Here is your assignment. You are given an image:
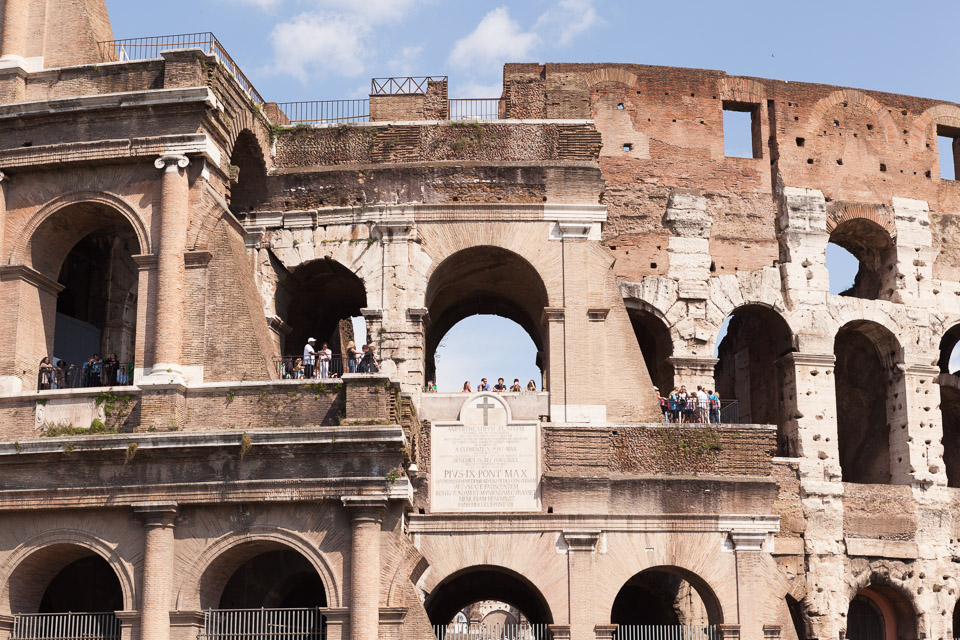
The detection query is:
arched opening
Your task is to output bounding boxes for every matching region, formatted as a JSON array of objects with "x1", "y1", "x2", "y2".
[
  {"x1": 228, "y1": 130, "x2": 268, "y2": 216},
  {"x1": 424, "y1": 247, "x2": 549, "y2": 390},
  {"x1": 425, "y1": 566, "x2": 553, "y2": 638},
  {"x1": 274, "y1": 257, "x2": 366, "y2": 377},
  {"x1": 628, "y1": 306, "x2": 674, "y2": 395},
  {"x1": 846, "y1": 586, "x2": 917, "y2": 640},
  {"x1": 827, "y1": 219, "x2": 896, "y2": 300},
  {"x1": 611, "y1": 567, "x2": 722, "y2": 630},
  {"x1": 27, "y1": 202, "x2": 142, "y2": 389},
  {"x1": 199, "y1": 543, "x2": 327, "y2": 640},
  {"x1": 8, "y1": 544, "x2": 124, "y2": 613},
  {"x1": 938, "y1": 325, "x2": 960, "y2": 487},
  {"x1": 714, "y1": 305, "x2": 794, "y2": 433},
  {"x1": 433, "y1": 315, "x2": 540, "y2": 392},
  {"x1": 834, "y1": 321, "x2": 904, "y2": 484}
]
